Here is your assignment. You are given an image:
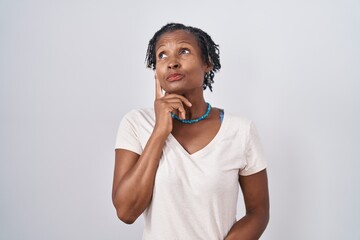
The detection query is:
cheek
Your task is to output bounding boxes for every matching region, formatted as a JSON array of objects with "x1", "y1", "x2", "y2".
[
  {"x1": 155, "y1": 67, "x2": 166, "y2": 86},
  {"x1": 156, "y1": 64, "x2": 168, "y2": 78},
  {"x1": 193, "y1": 66, "x2": 206, "y2": 79}
]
